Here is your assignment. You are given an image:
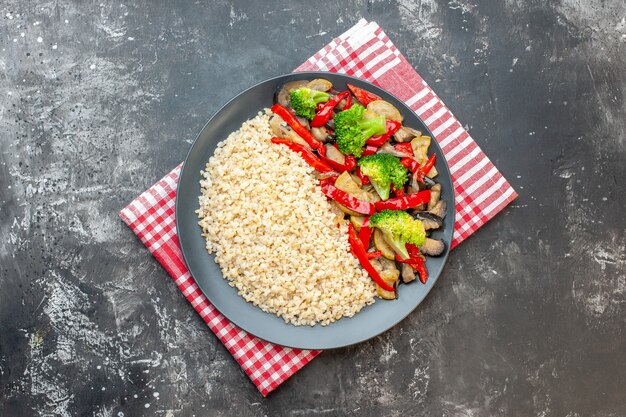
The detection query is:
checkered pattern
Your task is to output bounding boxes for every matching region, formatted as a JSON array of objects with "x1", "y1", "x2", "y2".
[{"x1": 119, "y1": 19, "x2": 517, "y2": 396}]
